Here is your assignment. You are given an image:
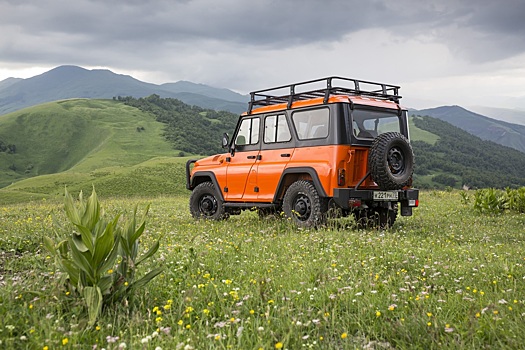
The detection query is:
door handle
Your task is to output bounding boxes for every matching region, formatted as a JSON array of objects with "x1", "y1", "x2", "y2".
[
  {"x1": 247, "y1": 155, "x2": 256, "y2": 159},
  {"x1": 280, "y1": 153, "x2": 291, "y2": 157}
]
